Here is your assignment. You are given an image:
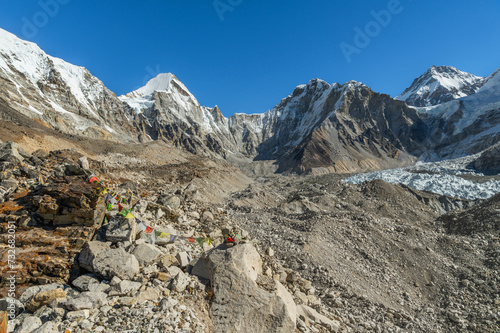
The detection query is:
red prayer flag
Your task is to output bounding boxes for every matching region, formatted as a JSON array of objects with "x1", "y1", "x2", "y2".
[
  {"x1": 118, "y1": 203, "x2": 123, "y2": 212},
  {"x1": 144, "y1": 226, "x2": 154, "y2": 234},
  {"x1": 187, "y1": 237, "x2": 195, "y2": 243}
]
